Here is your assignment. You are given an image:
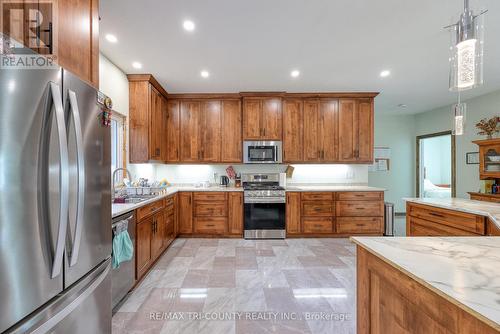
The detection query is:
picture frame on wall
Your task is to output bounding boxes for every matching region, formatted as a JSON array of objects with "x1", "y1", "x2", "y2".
[{"x1": 466, "y1": 152, "x2": 480, "y2": 164}]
